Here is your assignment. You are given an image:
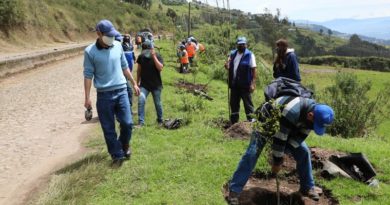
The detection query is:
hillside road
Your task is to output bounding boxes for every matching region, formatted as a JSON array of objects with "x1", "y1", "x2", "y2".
[{"x1": 0, "y1": 52, "x2": 97, "y2": 205}]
